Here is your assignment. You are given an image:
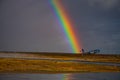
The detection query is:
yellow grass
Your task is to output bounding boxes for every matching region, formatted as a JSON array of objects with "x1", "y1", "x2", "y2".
[
  {"x1": 16, "y1": 52, "x2": 120, "y2": 63},
  {"x1": 0, "y1": 58, "x2": 120, "y2": 73},
  {"x1": 43, "y1": 54, "x2": 120, "y2": 63},
  {"x1": 1, "y1": 52, "x2": 120, "y2": 63}
]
